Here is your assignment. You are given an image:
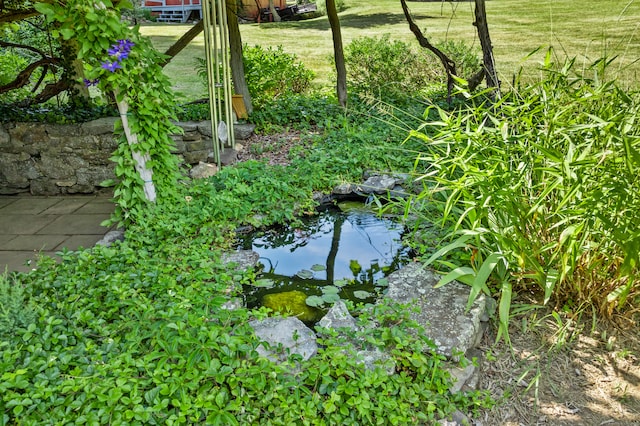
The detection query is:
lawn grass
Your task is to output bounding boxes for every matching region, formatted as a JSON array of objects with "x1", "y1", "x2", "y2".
[{"x1": 140, "y1": 0, "x2": 640, "y2": 102}]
